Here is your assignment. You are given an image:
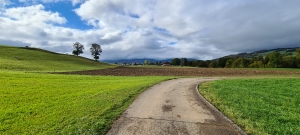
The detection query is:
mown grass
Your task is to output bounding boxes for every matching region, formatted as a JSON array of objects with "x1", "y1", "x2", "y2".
[
  {"x1": 0, "y1": 45, "x2": 115, "y2": 72},
  {"x1": 0, "y1": 71, "x2": 175, "y2": 134},
  {"x1": 199, "y1": 78, "x2": 300, "y2": 135}
]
